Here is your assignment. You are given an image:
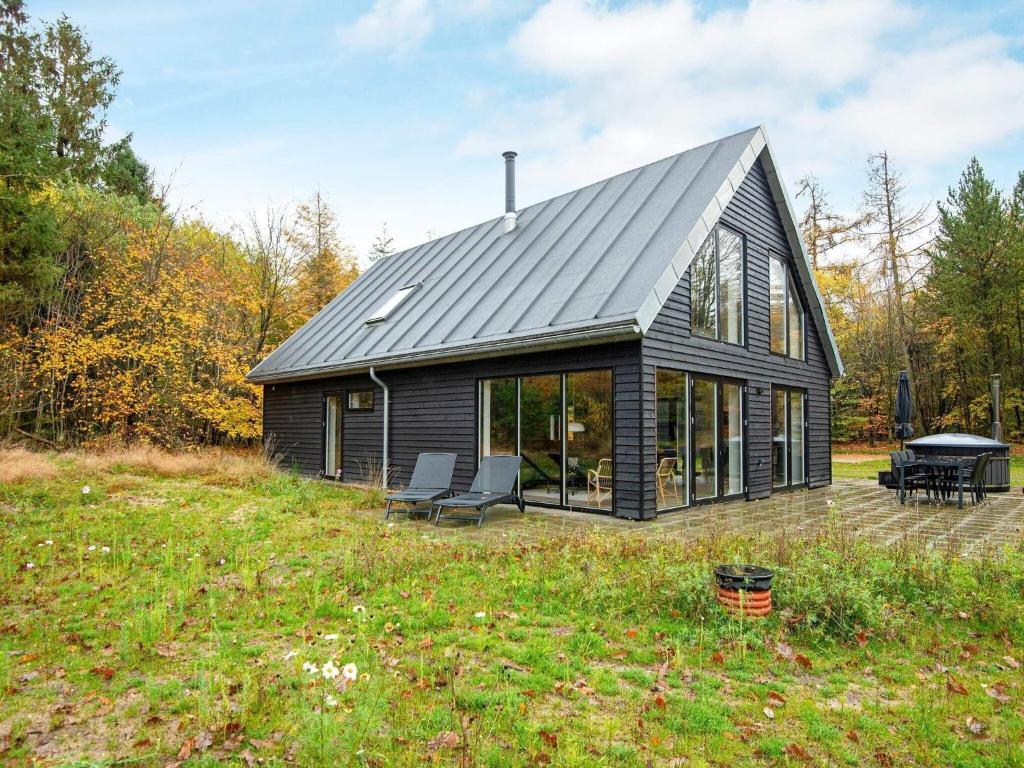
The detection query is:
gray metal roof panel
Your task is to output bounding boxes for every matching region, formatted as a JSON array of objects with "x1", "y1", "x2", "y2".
[{"x1": 247, "y1": 126, "x2": 844, "y2": 382}]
